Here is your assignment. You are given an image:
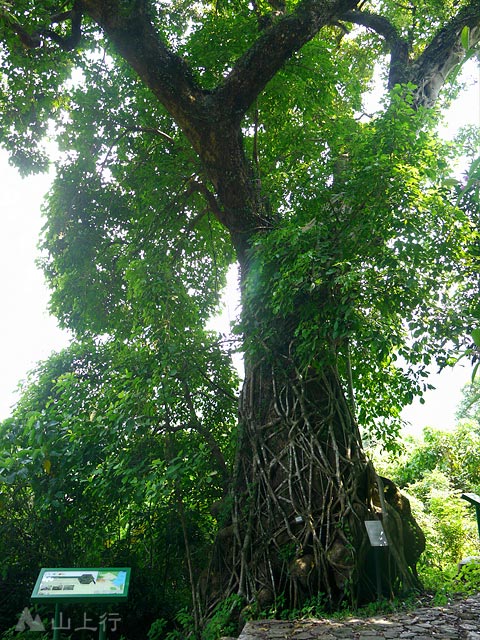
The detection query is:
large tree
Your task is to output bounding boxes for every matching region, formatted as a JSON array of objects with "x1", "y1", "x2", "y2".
[{"x1": 1, "y1": 0, "x2": 479, "y2": 620}]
